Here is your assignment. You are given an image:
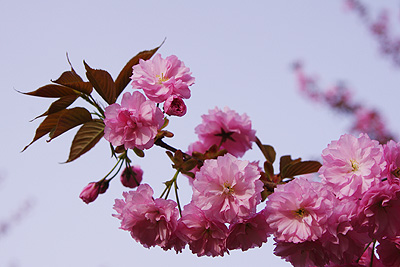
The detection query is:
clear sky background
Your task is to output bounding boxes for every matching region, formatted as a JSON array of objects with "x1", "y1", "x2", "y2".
[{"x1": 1, "y1": 1, "x2": 400, "y2": 266}]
